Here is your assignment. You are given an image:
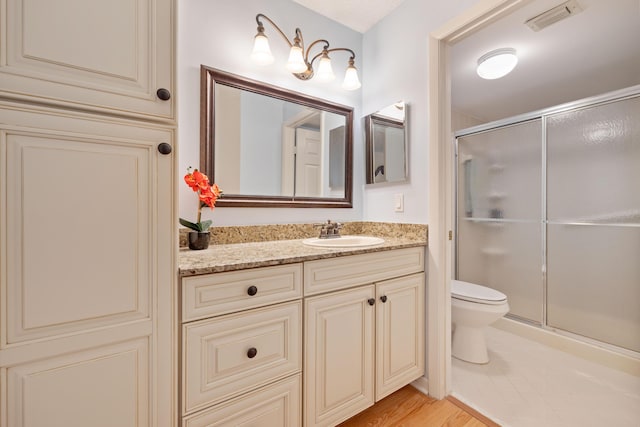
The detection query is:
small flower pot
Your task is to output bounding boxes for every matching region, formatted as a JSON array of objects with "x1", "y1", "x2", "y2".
[{"x1": 188, "y1": 231, "x2": 210, "y2": 250}]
